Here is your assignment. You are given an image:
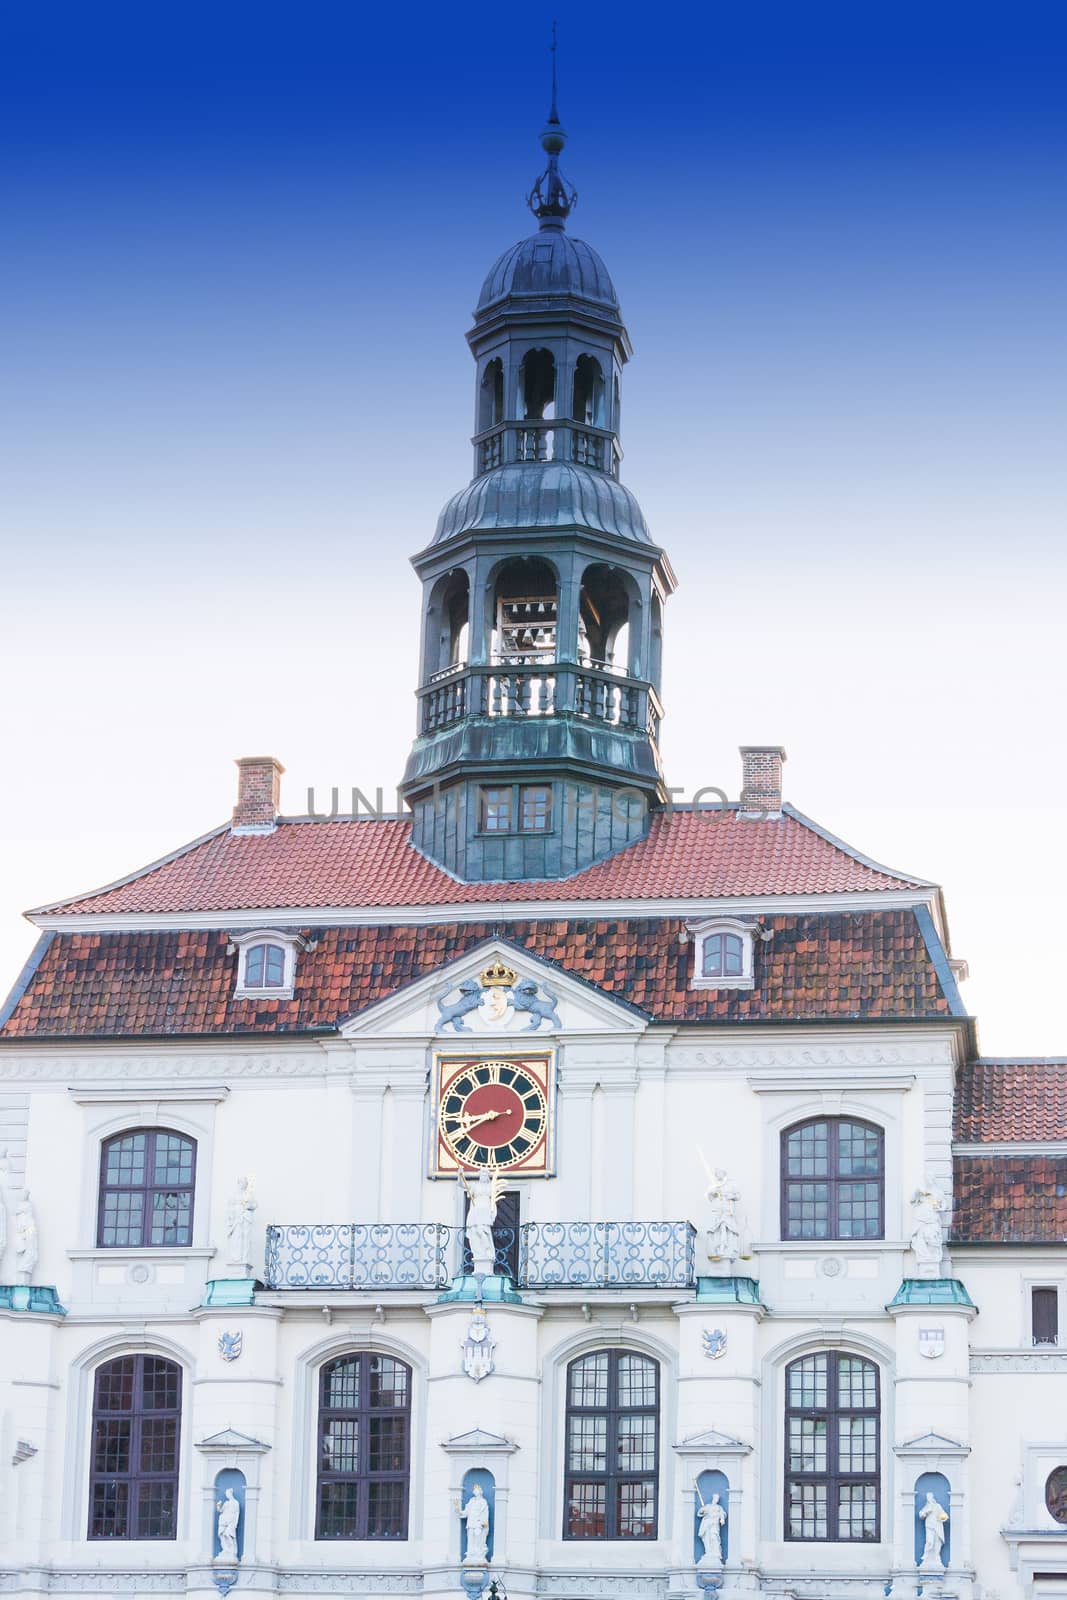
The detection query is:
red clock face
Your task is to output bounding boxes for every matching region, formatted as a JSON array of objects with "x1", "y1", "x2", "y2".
[{"x1": 436, "y1": 1057, "x2": 551, "y2": 1172}]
